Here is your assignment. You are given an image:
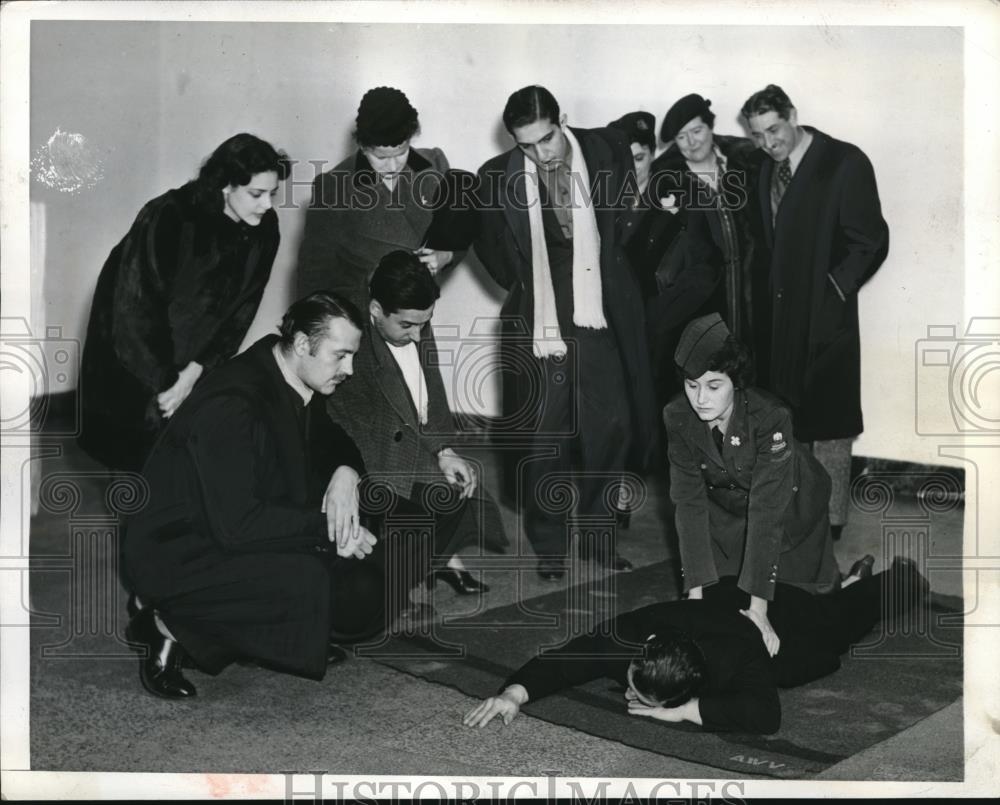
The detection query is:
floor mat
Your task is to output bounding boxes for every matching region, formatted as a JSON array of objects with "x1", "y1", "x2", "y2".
[{"x1": 366, "y1": 561, "x2": 964, "y2": 779}]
